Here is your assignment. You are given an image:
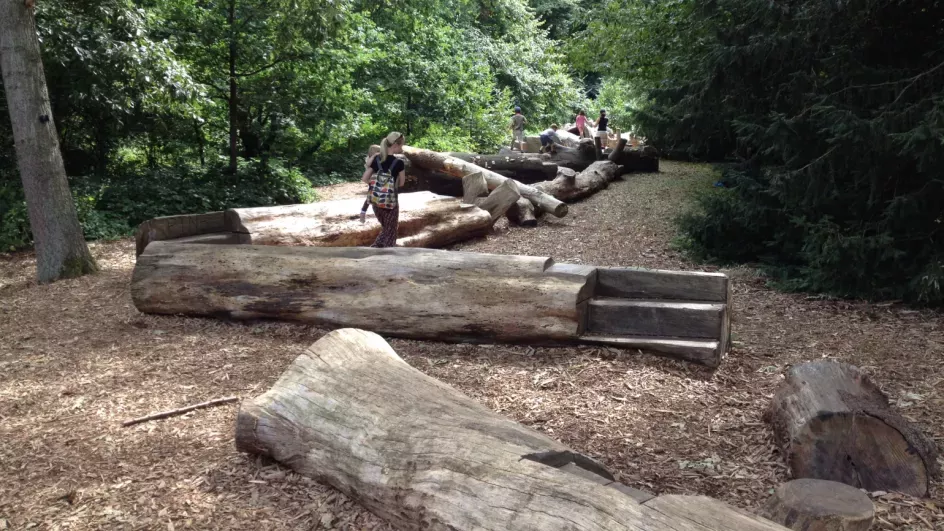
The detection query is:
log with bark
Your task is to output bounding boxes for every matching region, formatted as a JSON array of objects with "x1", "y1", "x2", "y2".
[
  {"x1": 235, "y1": 328, "x2": 788, "y2": 531},
  {"x1": 507, "y1": 197, "x2": 537, "y2": 227},
  {"x1": 760, "y1": 479, "x2": 874, "y2": 531},
  {"x1": 765, "y1": 360, "x2": 939, "y2": 497},
  {"x1": 224, "y1": 191, "x2": 493, "y2": 248},
  {"x1": 402, "y1": 146, "x2": 568, "y2": 217},
  {"x1": 535, "y1": 161, "x2": 621, "y2": 203},
  {"x1": 132, "y1": 243, "x2": 732, "y2": 365},
  {"x1": 607, "y1": 144, "x2": 660, "y2": 172},
  {"x1": 446, "y1": 152, "x2": 558, "y2": 182}
]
